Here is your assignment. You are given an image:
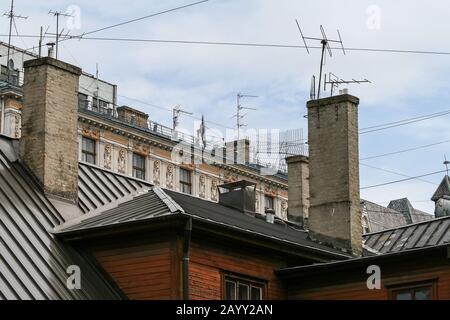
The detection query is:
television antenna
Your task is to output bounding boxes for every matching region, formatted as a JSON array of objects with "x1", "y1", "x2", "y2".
[
  {"x1": 173, "y1": 105, "x2": 193, "y2": 131},
  {"x1": 3, "y1": 0, "x2": 27, "y2": 81},
  {"x1": 295, "y1": 19, "x2": 345, "y2": 99},
  {"x1": 324, "y1": 72, "x2": 371, "y2": 96},
  {"x1": 49, "y1": 10, "x2": 73, "y2": 59},
  {"x1": 233, "y1": 93, "x2": 258, "y2": 139}
]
